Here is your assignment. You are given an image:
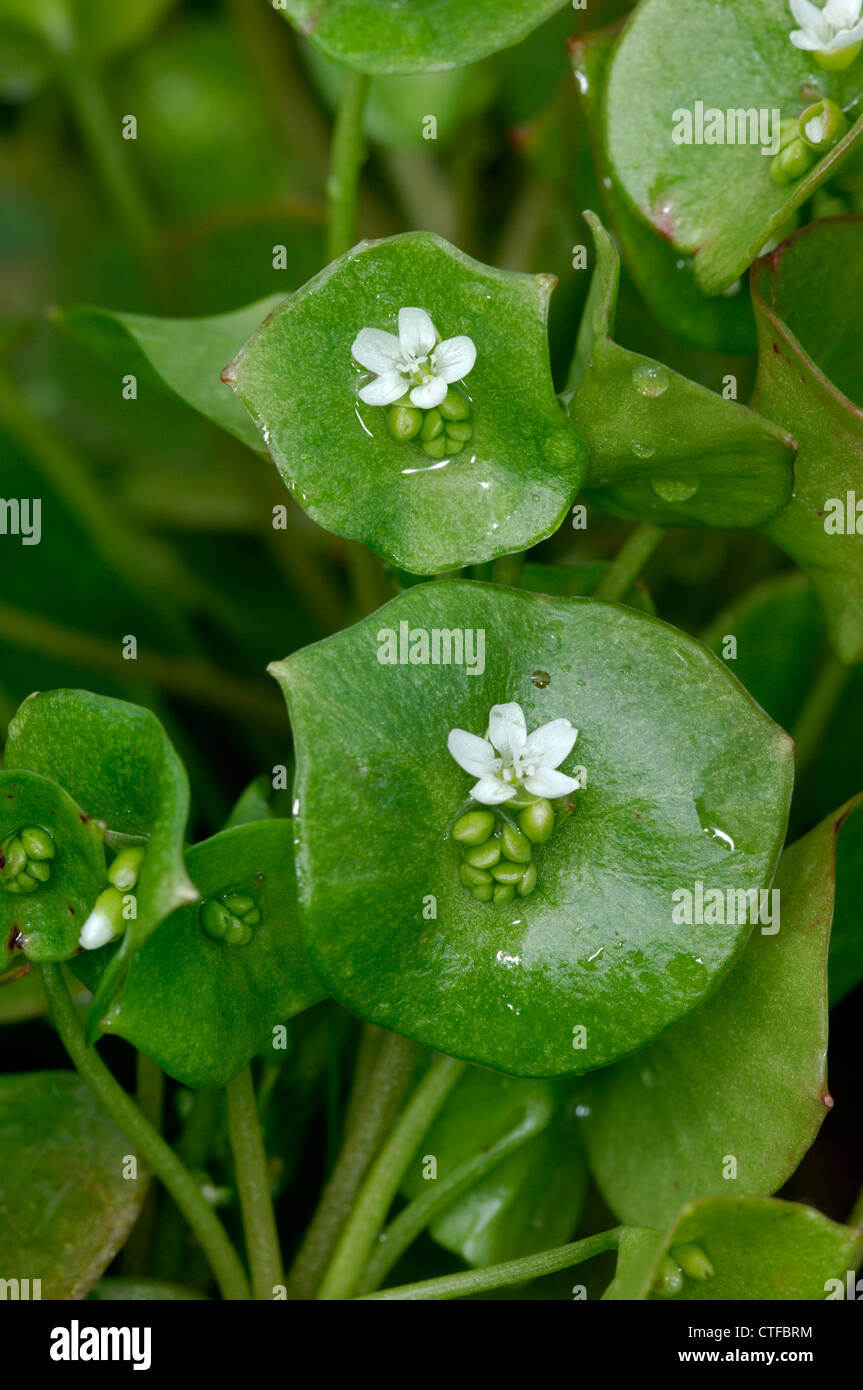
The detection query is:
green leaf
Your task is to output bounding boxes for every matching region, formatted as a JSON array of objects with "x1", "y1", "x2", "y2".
[
  {"x1": 0, "y1": 1071, "x2": 144, "y2": 1299},
  {"x1": 279, "y1": 0, "x2": 570, "y2": 75},
  {"x1": 0, "y1": 770, "x2": 106, "y2": 974},
  {"x1": 72, "y1": 820, "x2": 326, "y2": 1088},
  {"x1": 270, "y1": 580, "x2": 793, "y2": 1076},
  {"x1": 226, "y1": 232, "x2": 587, "y2": 574},
  {"x1": 604, "y1": 0, "x2": 863, "y2": 294},
  {"x1": 604, "y1": 1196, "x2": 862, "y2": 1300},
  {"x1": 569, "y1": 24, "x2": 758, "y2": 354},
  {"x1": 402, "y1": 1067, "x2": 587, "y2": 1267},
  {"x1": 569, "y1": 214, "x2": 794, "y2": 529},
  {"x1": 520, "y1": 560, "x2": 654, "y2": 613},
  {"x1": 829, "y1": 797, "x2": 863, "y2": 1008},
  {"x1": 4, "y1": 691, "x2": 196, "y2": 1033},
  {"x1": 57, "y1": 298, "x2": 282, "y2": 453},
  {"x1": 582, "y1": 800, "x2": 843, "y2": 1228},
  {"x1": 751, "y1": 218, "x2": 863, "y2": 664}
]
